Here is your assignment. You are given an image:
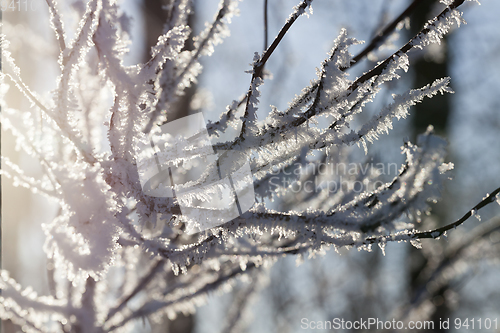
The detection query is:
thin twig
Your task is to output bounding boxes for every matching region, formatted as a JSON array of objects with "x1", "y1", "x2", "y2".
[
  {"x1": 255, "y1": 0, "x2": 311, "y2": 79},
  {"x1": 221, "y1": 270, "x2": 264, "y2": 333},
  {"x1": 393, "y1": 215, "x2": 500, "y2": 325},
  {"x1": 176, "y1": 0, "x2": 229, "y2": 85},
  {"x1": 45, "y1": 0, "x2": 66, "y2": 54},
  {"x1": 215, "y1": 0, "x2": 423, "y2": 137},
  {"x1": 105, "y1": 260, "x2": 166, "y2": 322},
  {"x1": 414, "y1": 186, "x2": 500, "y2": 239},
  {"x1": 269, "y1": 0, "x2": 467, "y2": 137},
  {"x1": 345, "y1": 0, "x2": 425, "y2": 69},
  {"x1": 361, "y1": 186, "x2": 500, "y2": 245},
  {"x1": 349, "y1": 0, "x2": 465, "y2": 92},
  {"x1": 263, "y1": 0, "x2": 269, "y2": 52},
  {"x1": 241, "y1": 0, "x2": 312, "y2": 137},
  {"x1": 106, "y1": 262, "x2": 258, "y2": 332}
]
